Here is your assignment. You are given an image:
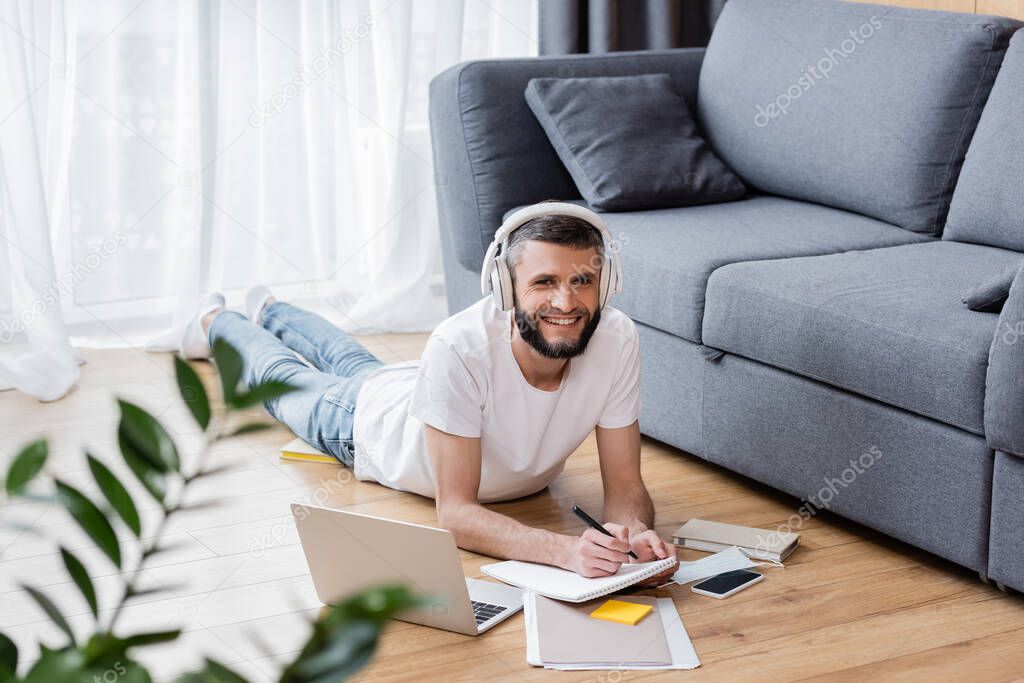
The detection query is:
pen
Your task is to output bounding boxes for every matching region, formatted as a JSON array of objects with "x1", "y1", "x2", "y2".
[{"x1": 571, "y1": 504, "x2": 639, "y2": 559}]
